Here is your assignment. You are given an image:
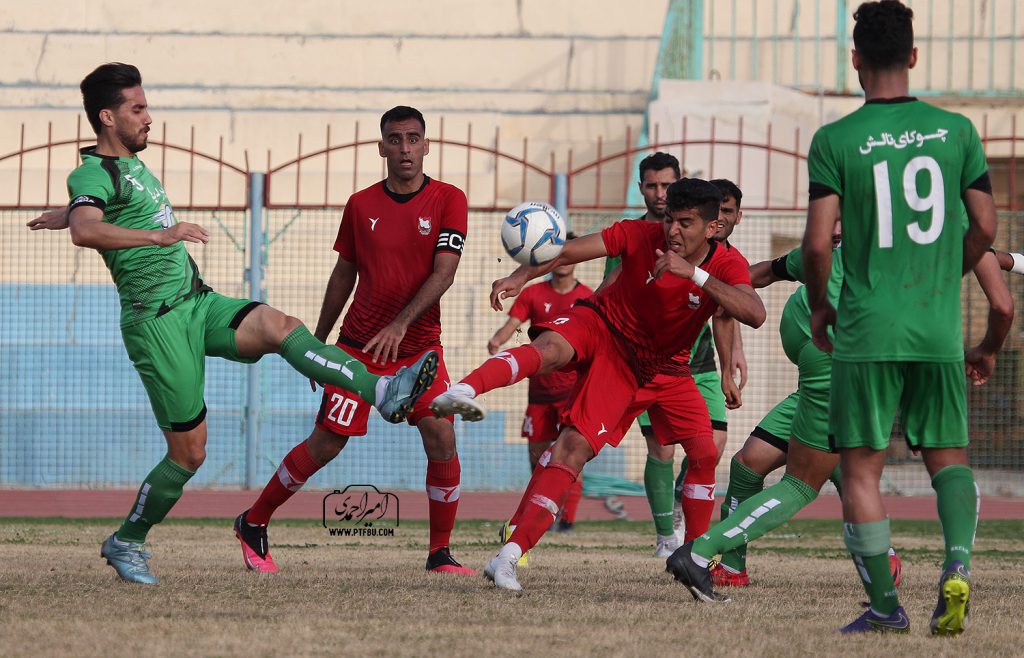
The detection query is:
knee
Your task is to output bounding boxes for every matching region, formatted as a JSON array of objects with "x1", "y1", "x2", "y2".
[
  {"x1": 420, "y1": 420, "x2": 456, "y2": 461},
  {"x1": 307, "y1": 431, "x2": 346, "y2": 466},
  {"x1": 177, "y1": 446, "x2": 206, "y2": 472}
]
